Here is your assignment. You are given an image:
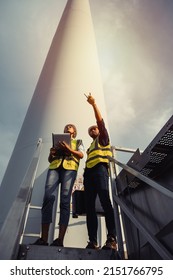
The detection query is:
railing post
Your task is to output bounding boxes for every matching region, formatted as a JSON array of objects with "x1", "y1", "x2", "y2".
[{"x1": 109, "y1": 147, "x2": 125, "y2": 259}]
